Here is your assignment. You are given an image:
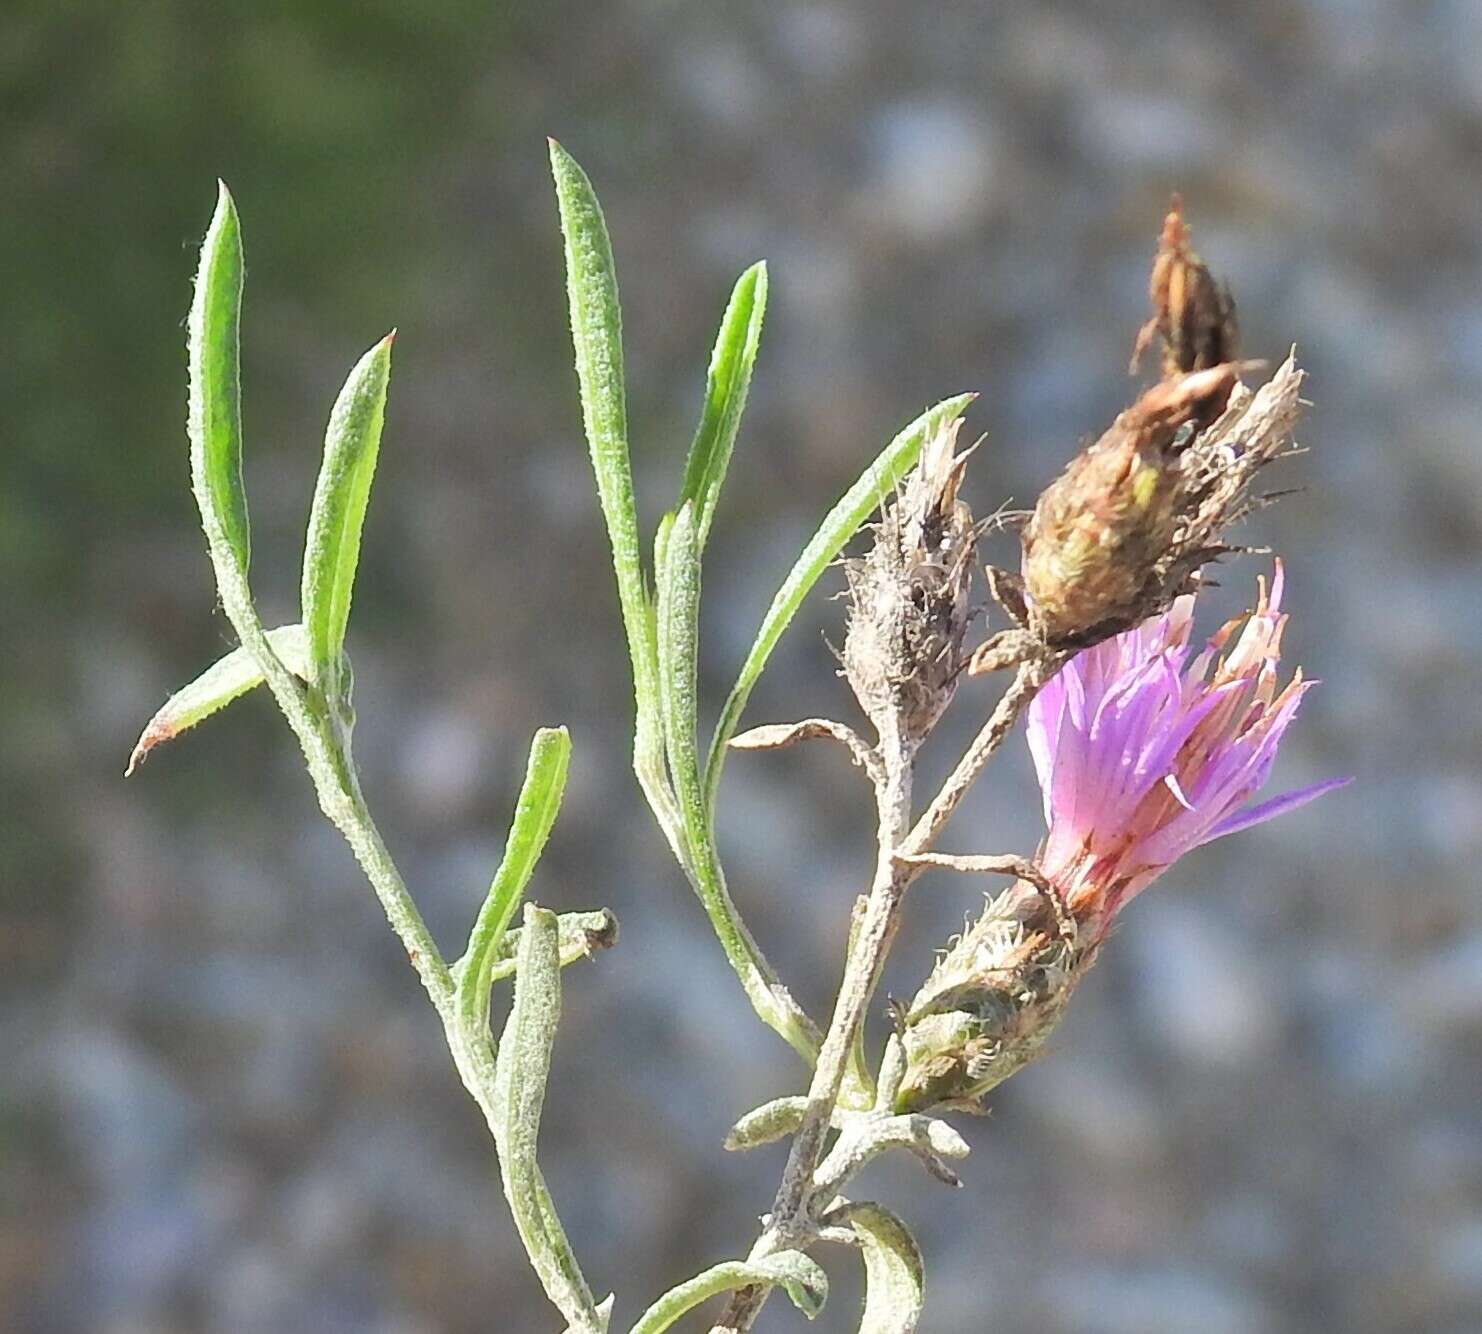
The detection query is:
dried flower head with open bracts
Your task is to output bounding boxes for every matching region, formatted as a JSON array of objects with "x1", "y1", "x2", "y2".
[
  {"x1": 843, "y1": 417, "x2": 979, "y2": 746},
  {"x1": 970, "y1": 355, "x2": 1307, "y2": 670},
  {"x1": 897, "y1": 568, "x2": 1347, "y2": 1112},
  {"x1": 1017, "y1": 361, "x2": 1239, "y2": 644},
  {"x1": 973, "y1": 200, "x2": 1306, "y2": 673}
]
